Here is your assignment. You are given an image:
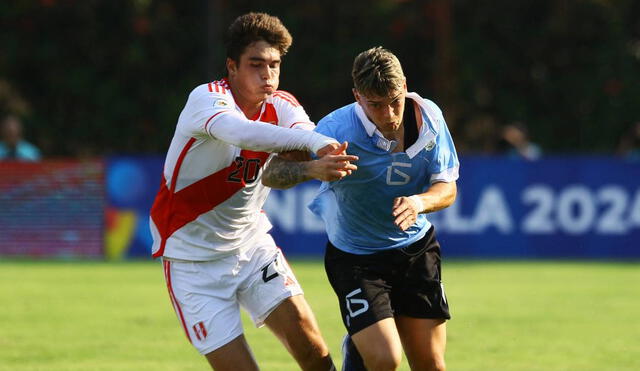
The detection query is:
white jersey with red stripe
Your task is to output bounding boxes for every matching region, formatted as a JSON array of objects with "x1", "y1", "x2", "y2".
[{"x1": 150, "y1": 79, "x2": 319, "y2": 261}]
